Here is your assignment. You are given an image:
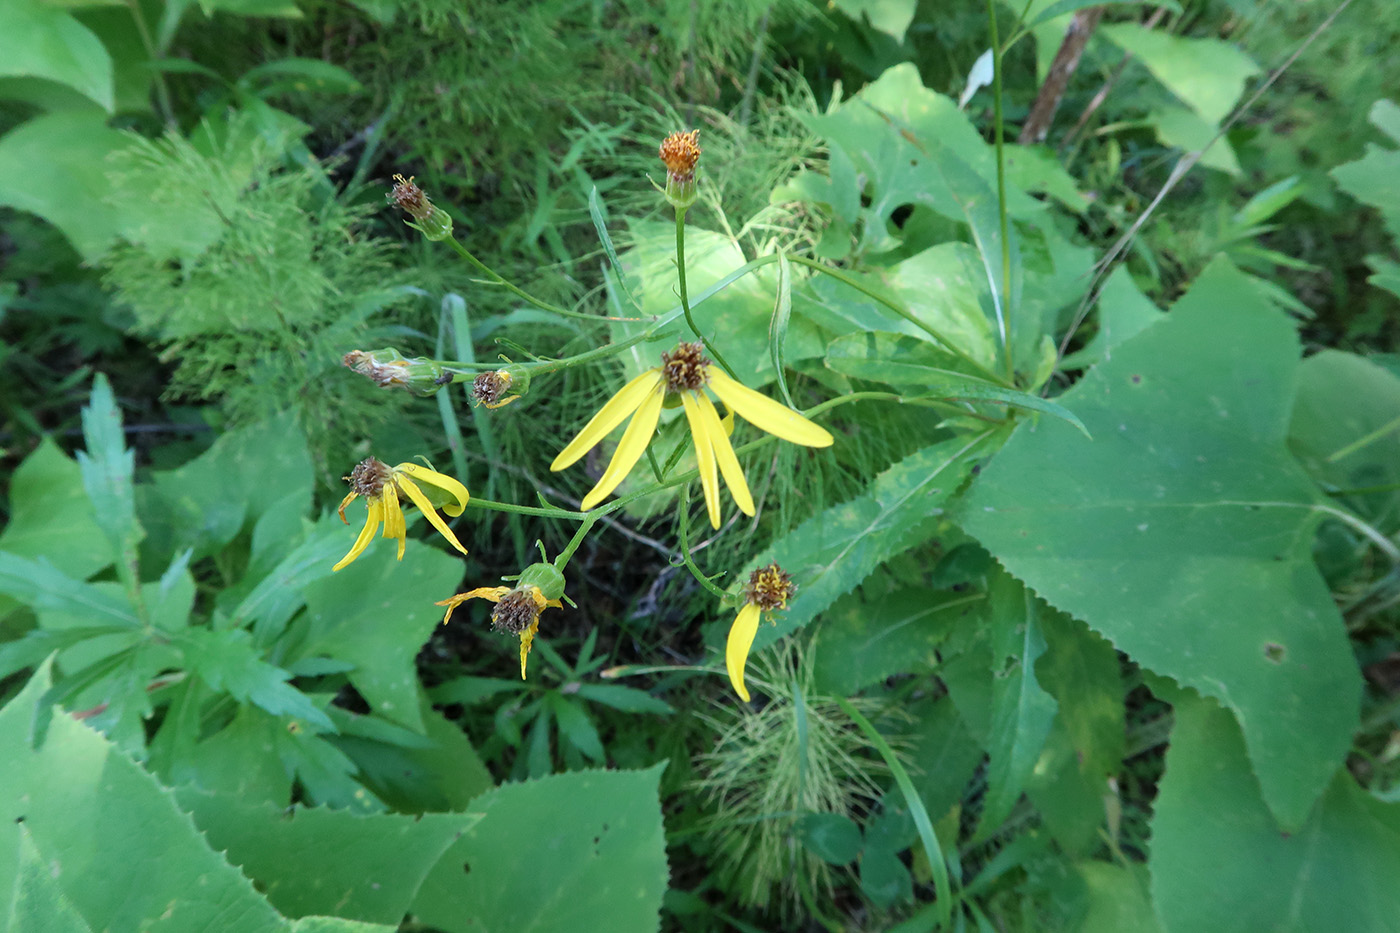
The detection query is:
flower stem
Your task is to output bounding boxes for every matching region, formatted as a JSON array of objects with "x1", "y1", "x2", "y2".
[
  {"x1": 677, "y1": 485, "x2": 731, "y2": 600},
  {"x1": 443, "y1": 235, "x2": 598, "y2": 322},
  {"x1": 675, "y1": 208, "x2": 737, "y2": 376},
  {"x1": 553, "y1": 512, "x2": 599, "y2": 572},
  {"x1": 985, "y1": 0, "x2": 1016, "y2": 383}
]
